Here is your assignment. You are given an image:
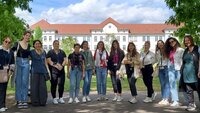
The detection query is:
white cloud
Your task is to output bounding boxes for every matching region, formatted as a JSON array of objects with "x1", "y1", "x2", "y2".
[
  {"x1": 15, "y1": 8, "x2": 37, "y2": 25},
  {"x1": 15, "y1": 0, "x2": 173, "y2": 25}
]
